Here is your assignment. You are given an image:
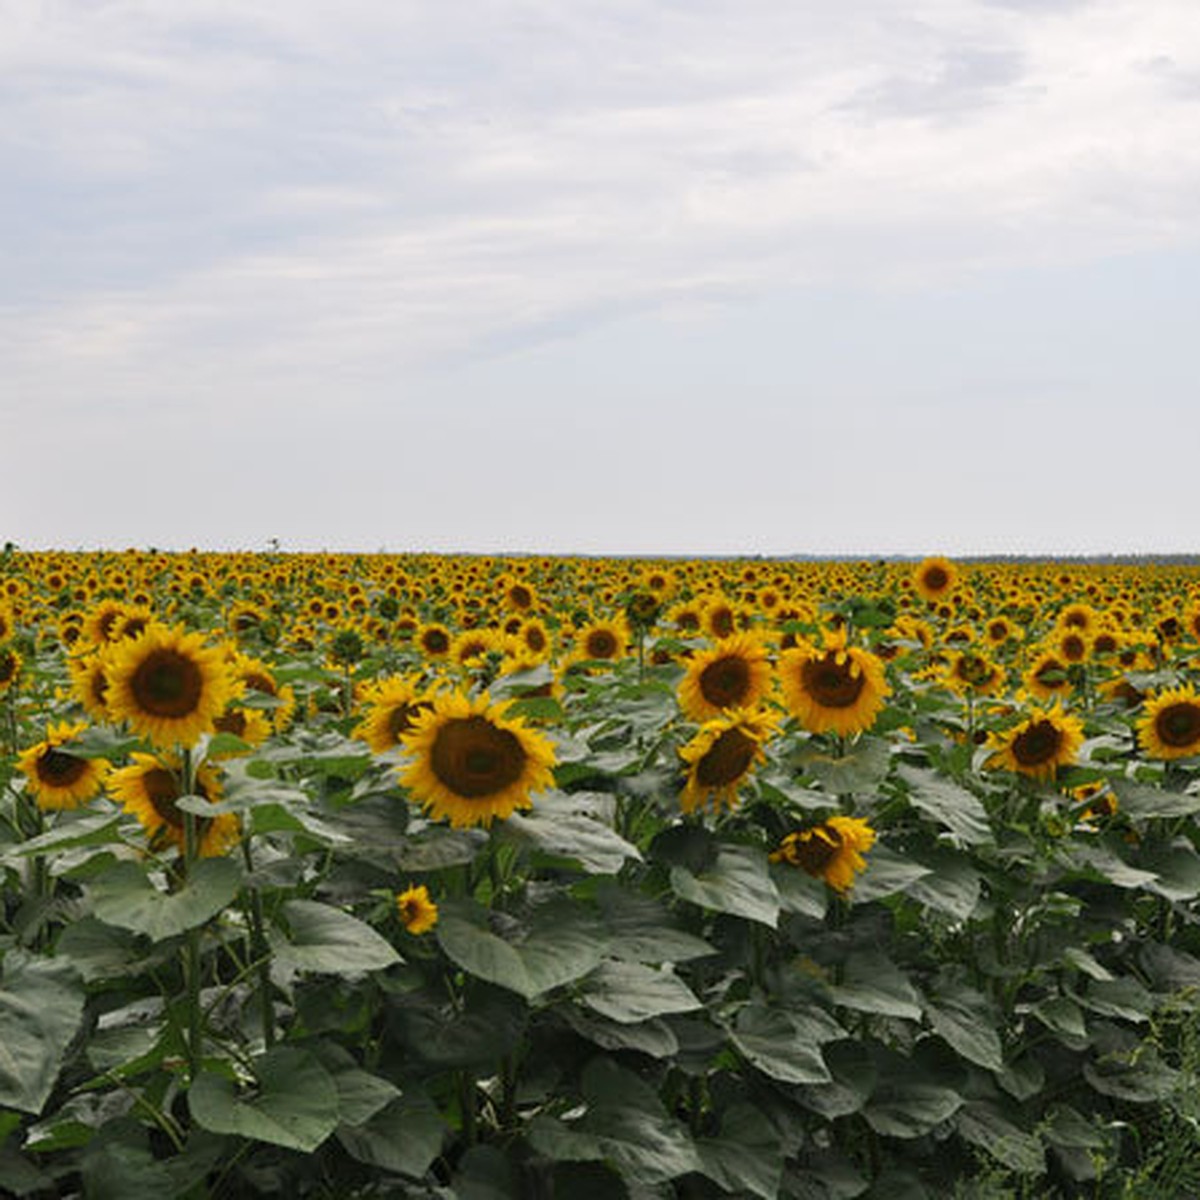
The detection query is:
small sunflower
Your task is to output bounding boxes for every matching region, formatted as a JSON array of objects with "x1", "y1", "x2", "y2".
[
  {"x1": 678, "y1": 707, "x2": 778, "y2": 814},
  {"x1": 417, "y1": 622, "x2": 453, "y2": 660},
  {"x1": 986, "y1": 703, "x2": 1084, "y2": 782},
  {"x1": 677, "y1": 633, "x2": 773, "y2": 722},
  {"x1": 770, "y1": 815, "x2": 876, "y2": 894},
  {"x1": 779, "y1": 635, "x2": 890, "y2": 736},
  {"x1": 106, "y1": 624, "x2": 237, "y2": 749},
  {"x1": 354, "y1": 676, "x2": 434, "y2": 754},
  {"x1": 913, "y1": 557, "x2": 958, "y2": 603},
  {"x1": 573, "y1": 618, "x2": 630, "y2": 665},
  {"x1": 209, "y1": 706, "x2": 273, "y2": 755},
  {"x1": 108, "y1": 752, "x2": 239, "y2": 857},
  {"x1": 17, "y1": 721, "x2": 110, "y2": 810},
  {"x1": 1138, "y1": 685, "x2": 1200, "y2": 760},
  {"x1": 396, "y1": 884, "x2": 439, "y2": 934},
  {"x1": 943, "y1": 650, "x2": 1004, "y2": 697},
  {"x1": 400, "y1": 691, "x2": 557, "y2": 828},
  {"x1": 1024, "y1": 651, "x2": 1073, "y2": 701}
]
